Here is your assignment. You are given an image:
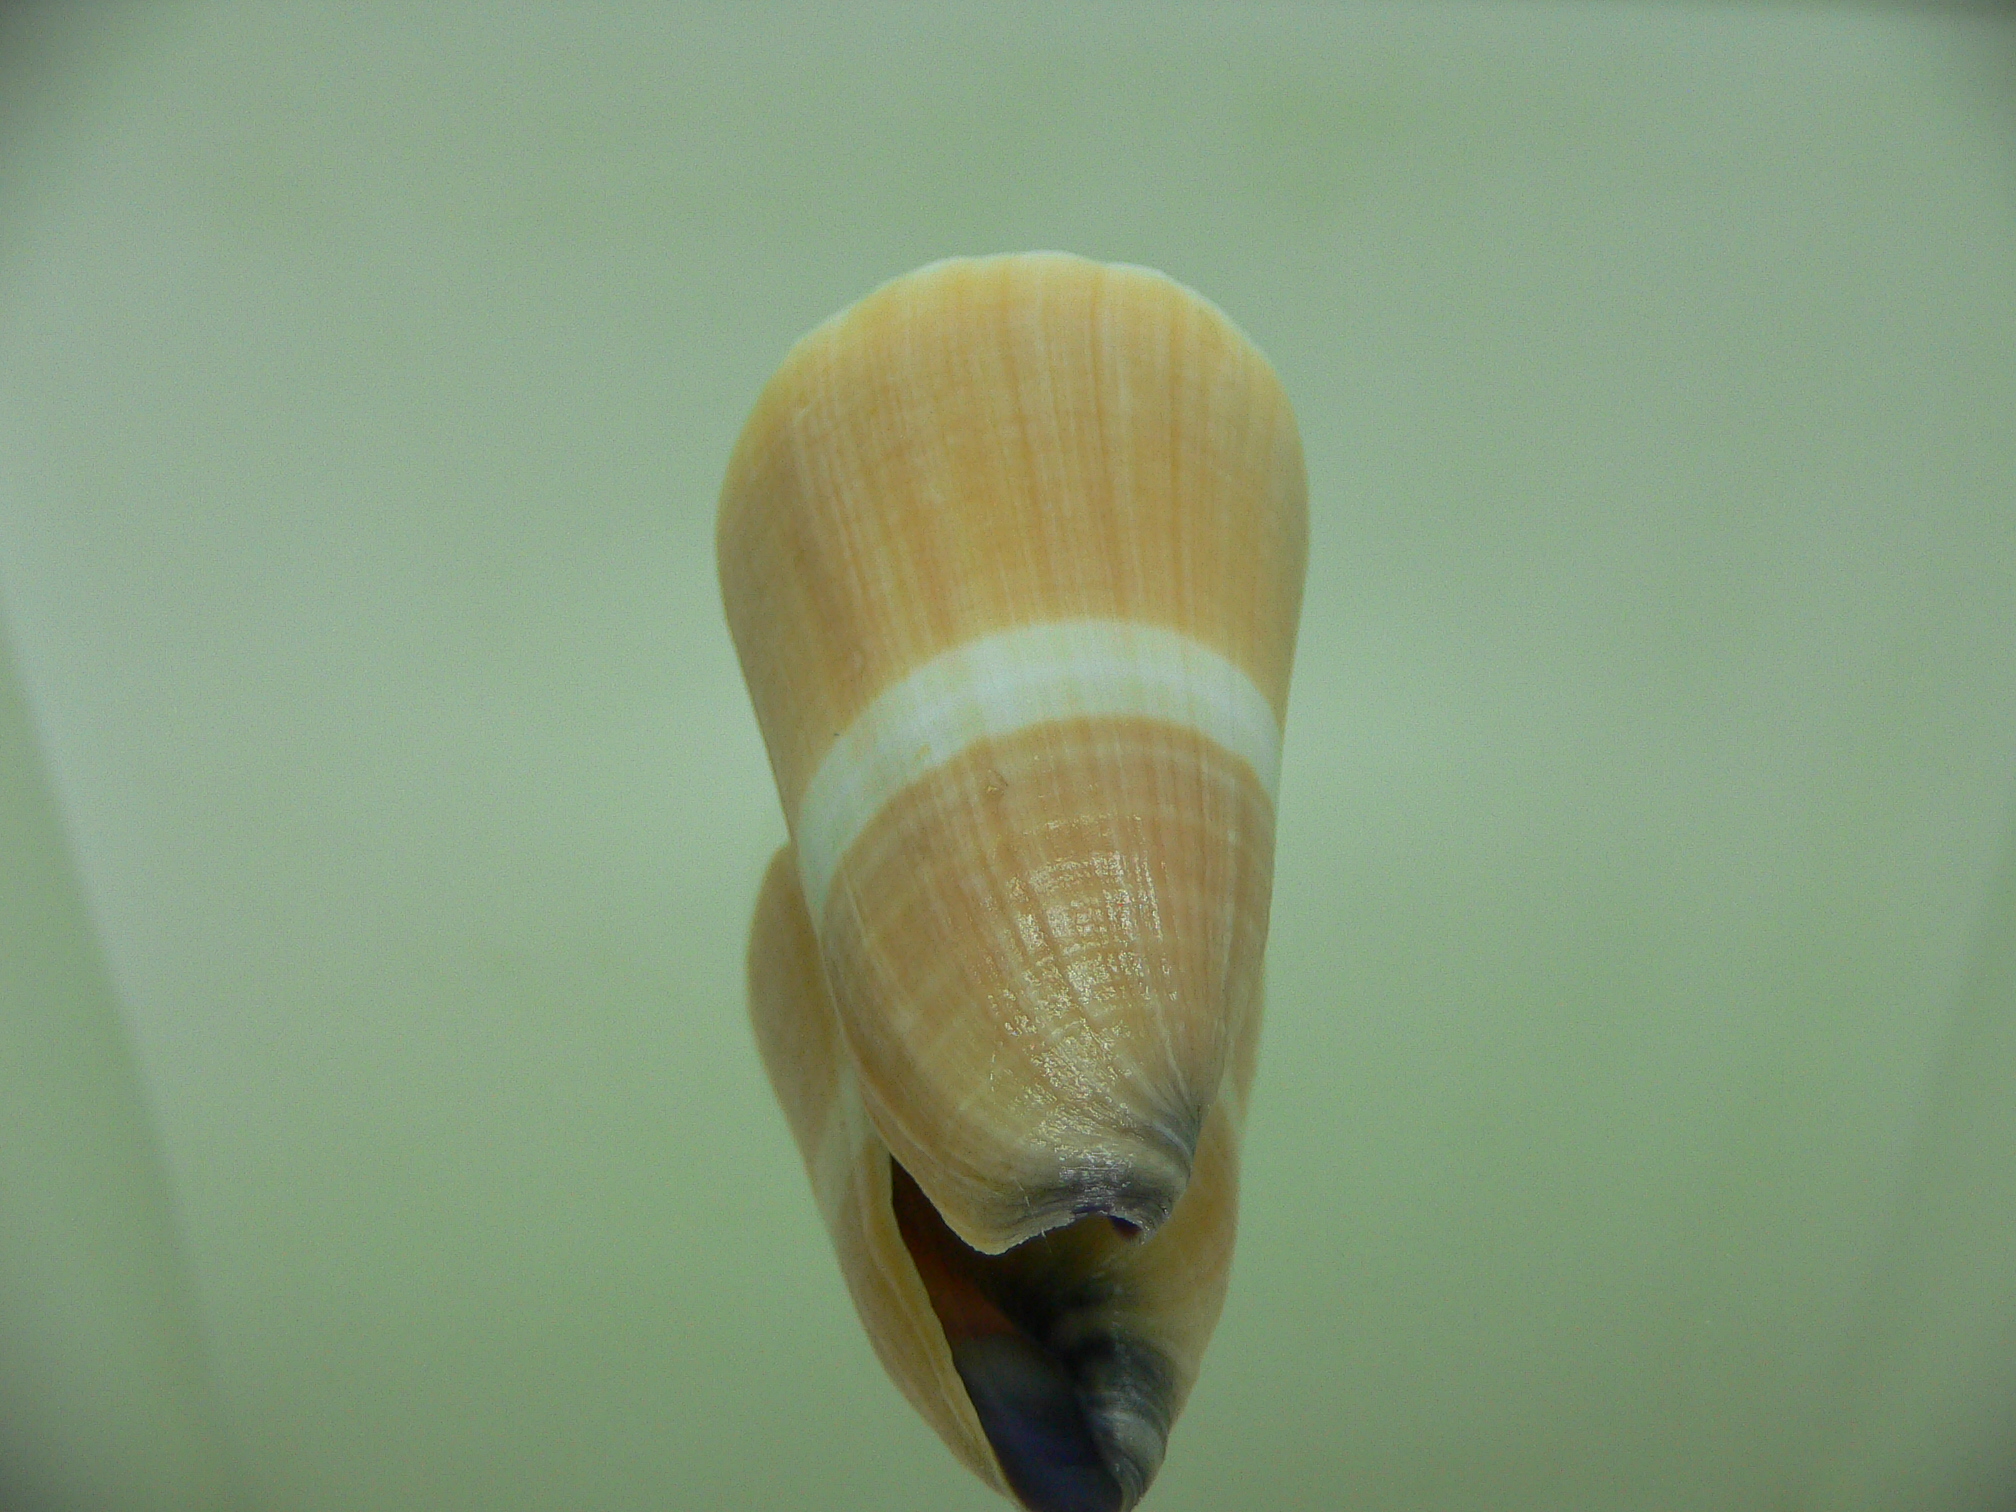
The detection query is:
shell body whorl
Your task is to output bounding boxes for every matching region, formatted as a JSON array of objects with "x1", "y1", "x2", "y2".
[{"x1": 722, "y1": 253, "x2": 1305, "y2": 1509}]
